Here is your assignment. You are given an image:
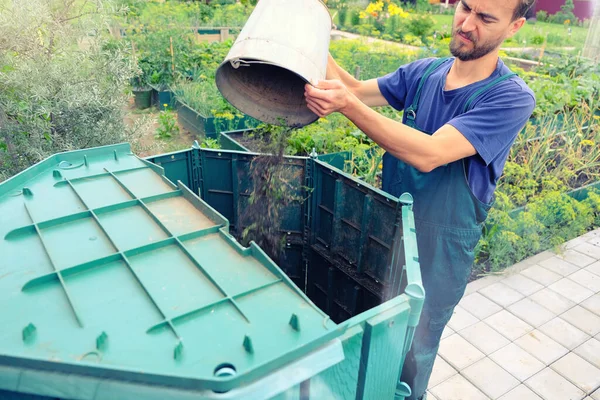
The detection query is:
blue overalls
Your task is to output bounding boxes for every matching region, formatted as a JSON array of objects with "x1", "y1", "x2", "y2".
[{"x1": 382, "y1": 58, "x2": 516, "y2": 400}]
